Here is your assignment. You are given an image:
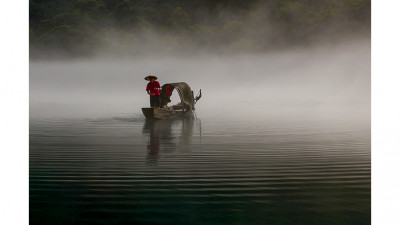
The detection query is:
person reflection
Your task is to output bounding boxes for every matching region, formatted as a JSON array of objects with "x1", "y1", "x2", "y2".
[
  {"x1": 142, "y1": 118, "x2": 196, "y2": 165},
  {"x1": 142, "y1": 119, "x2": 173, "y2": 165}
]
